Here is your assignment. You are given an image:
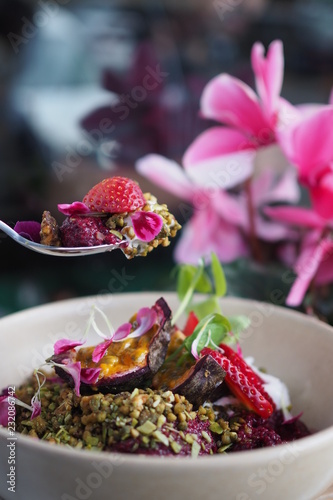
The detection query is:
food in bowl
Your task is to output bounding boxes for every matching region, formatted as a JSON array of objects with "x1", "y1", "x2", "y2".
[
  {"x1": 14, "y1": 176, "x2": 181, "y2": 258},
  {"x1": 0, "y1": 297, "x2": 311, "y2": 457}
]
